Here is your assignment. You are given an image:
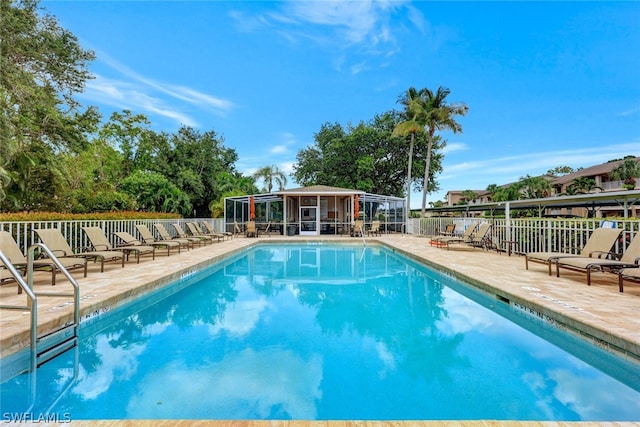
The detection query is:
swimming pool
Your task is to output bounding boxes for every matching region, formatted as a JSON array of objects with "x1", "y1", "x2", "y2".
[{"x1": 1, "y1": 243, "x2": 640, "y2": 421}]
